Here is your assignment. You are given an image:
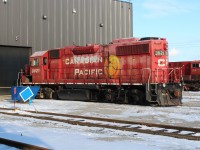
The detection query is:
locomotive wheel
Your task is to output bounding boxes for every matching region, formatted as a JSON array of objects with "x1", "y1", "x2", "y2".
[
  {"x1": 96, "y1": 89, "x2": 115, "y2": 103},
  {"x1": 36, "y1": 92, "x2": 44, "y2": 99},
  {"x1": 52, "y1": 91, "x2": 59, "y2": 100},
  {"x1": 46, "y1": 91, "x2": 53, "y2": 99},
  {"x1": 96, "y1": 91, "x2": 105, "y2": 102},
  {"x1": 105, "y1": 93, "x2": 114, "y2": 102},
  {"x1": 115, "y1": 96, "x2": 125, "y2": 104},
  {"x1": 43, "y1": 88, "x2": 54, "y2": 99},
  {"x1": 128, "y1": 89, "x2": 145, "y2": 105},
  {"x1": 128, "y1": 95, "x2": 140, "y2": 104}
]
